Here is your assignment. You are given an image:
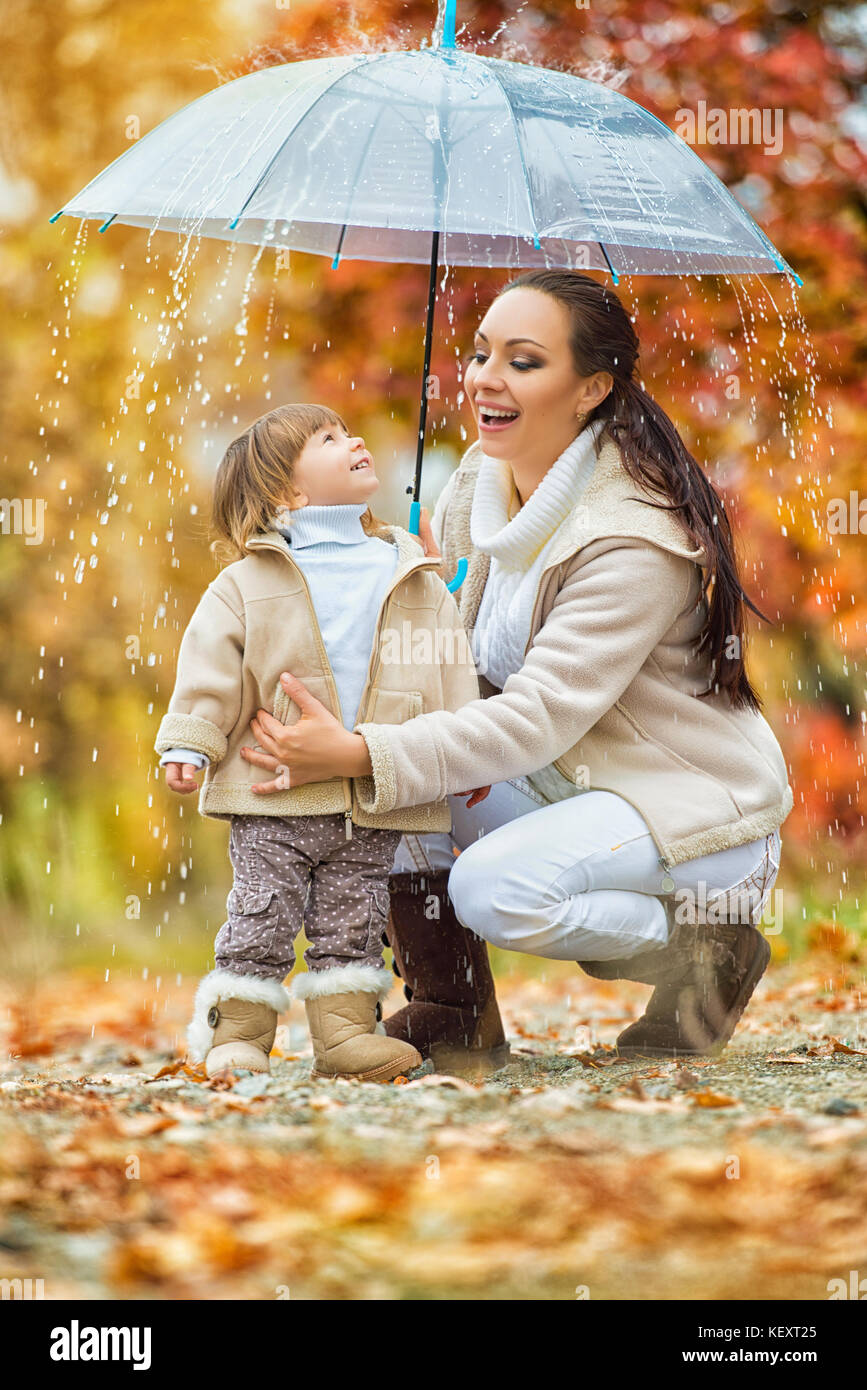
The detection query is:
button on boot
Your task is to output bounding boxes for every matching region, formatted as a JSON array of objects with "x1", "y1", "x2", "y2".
[{"x1": 205, "y1": 997, "x2": 278, "y2": 1076}]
